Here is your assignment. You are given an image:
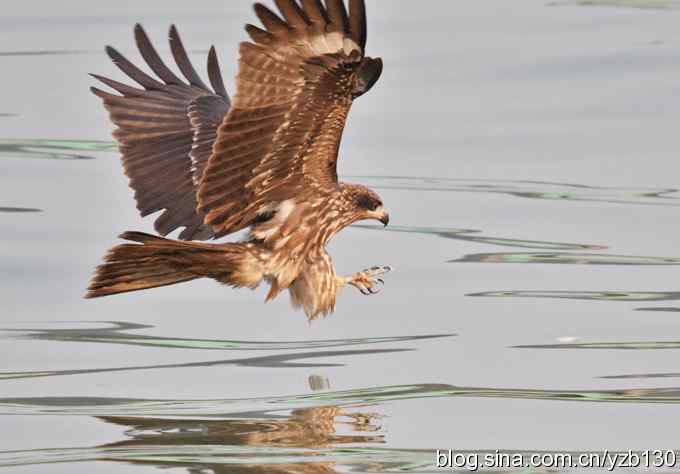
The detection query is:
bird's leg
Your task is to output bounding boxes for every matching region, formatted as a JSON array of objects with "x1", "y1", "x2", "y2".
[{"x1": 338, "y1": 266, "x2": 393, "y2": 296}]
